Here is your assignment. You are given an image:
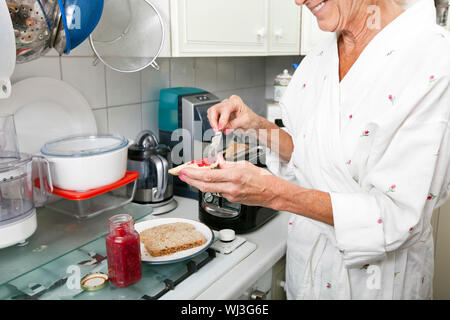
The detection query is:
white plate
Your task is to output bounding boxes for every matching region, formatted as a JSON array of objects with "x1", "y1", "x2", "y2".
[
  {"x1": 0, "y1": 77, "x2": 97, "y2": 155},
  {"x1": 134, "y1": 217, "x2": 214, "y2": 265}
]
